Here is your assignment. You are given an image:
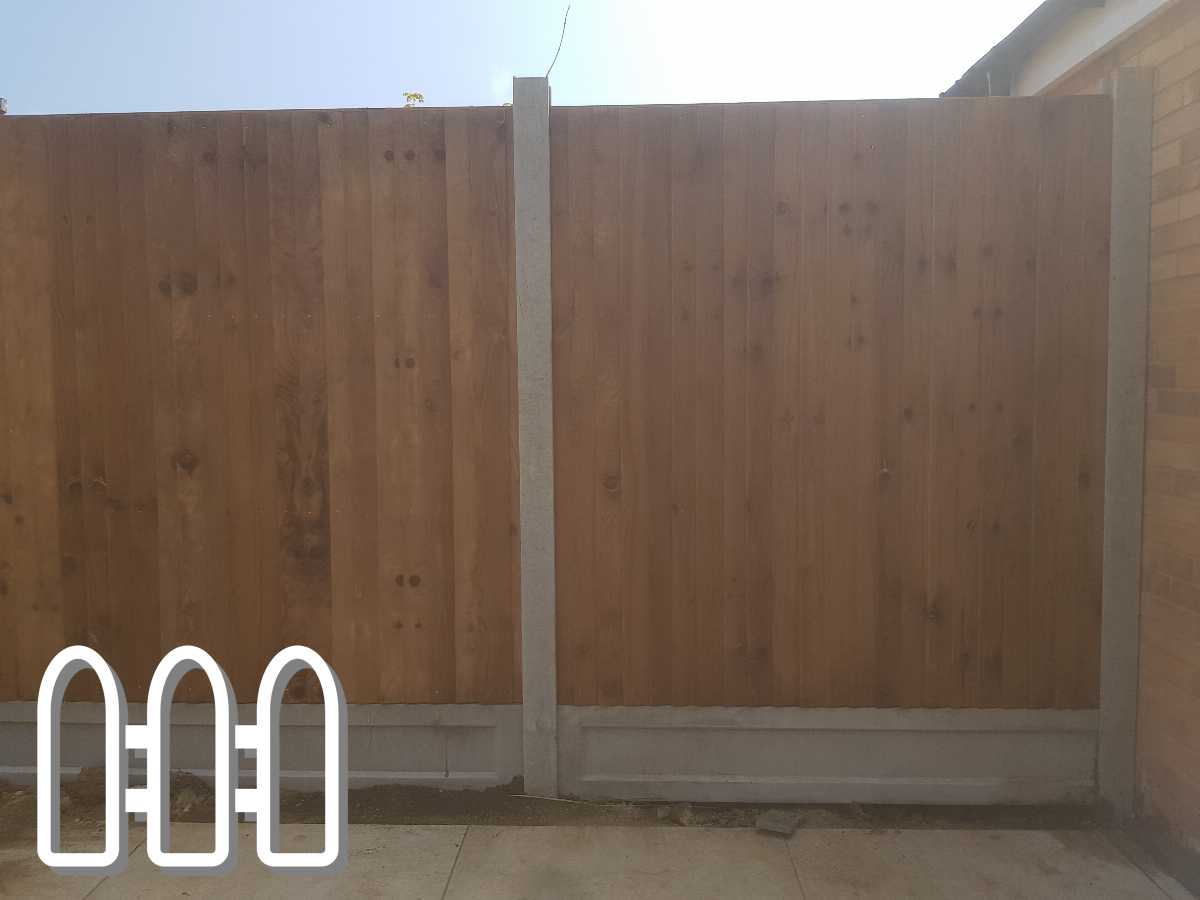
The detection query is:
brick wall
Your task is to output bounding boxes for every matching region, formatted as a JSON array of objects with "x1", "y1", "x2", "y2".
[{"x1": 1048, "y1": 0, "x2": 1200, "y2": 854}]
